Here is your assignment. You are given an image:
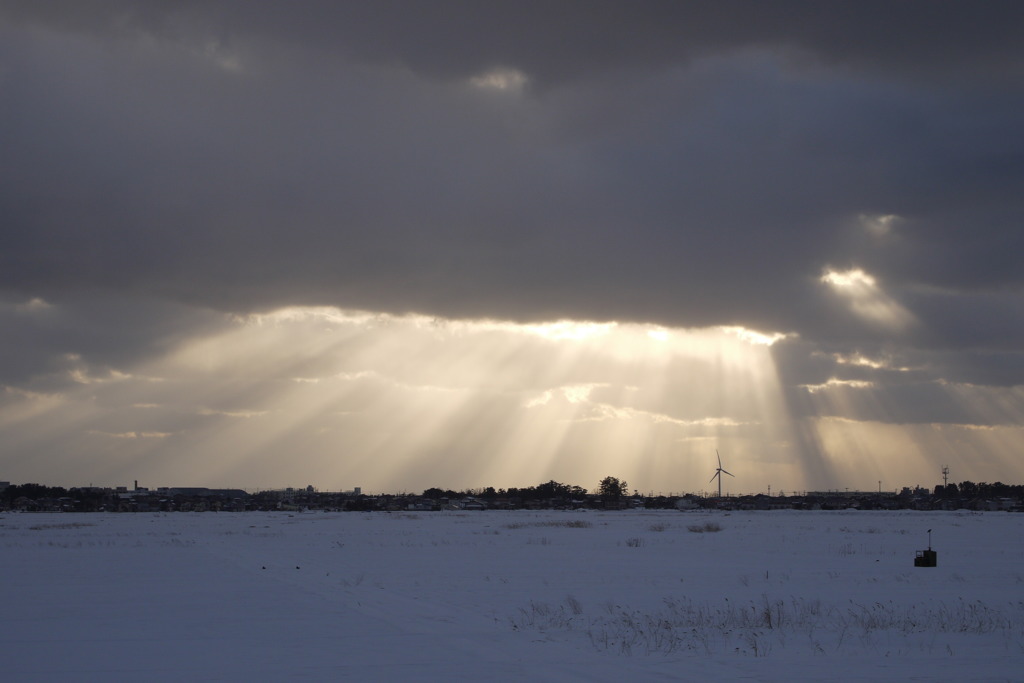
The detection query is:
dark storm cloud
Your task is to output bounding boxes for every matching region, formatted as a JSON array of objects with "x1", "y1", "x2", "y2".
[
  {"x1": 2, "y1": 1, "x2": 1023, "y2": 383},
  {"x1": 6, "y1": 0, "x2": 1022, "y2": 84},
  {"x1": 0, "y1": 292, "x2": 227, "y2": 388}
]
